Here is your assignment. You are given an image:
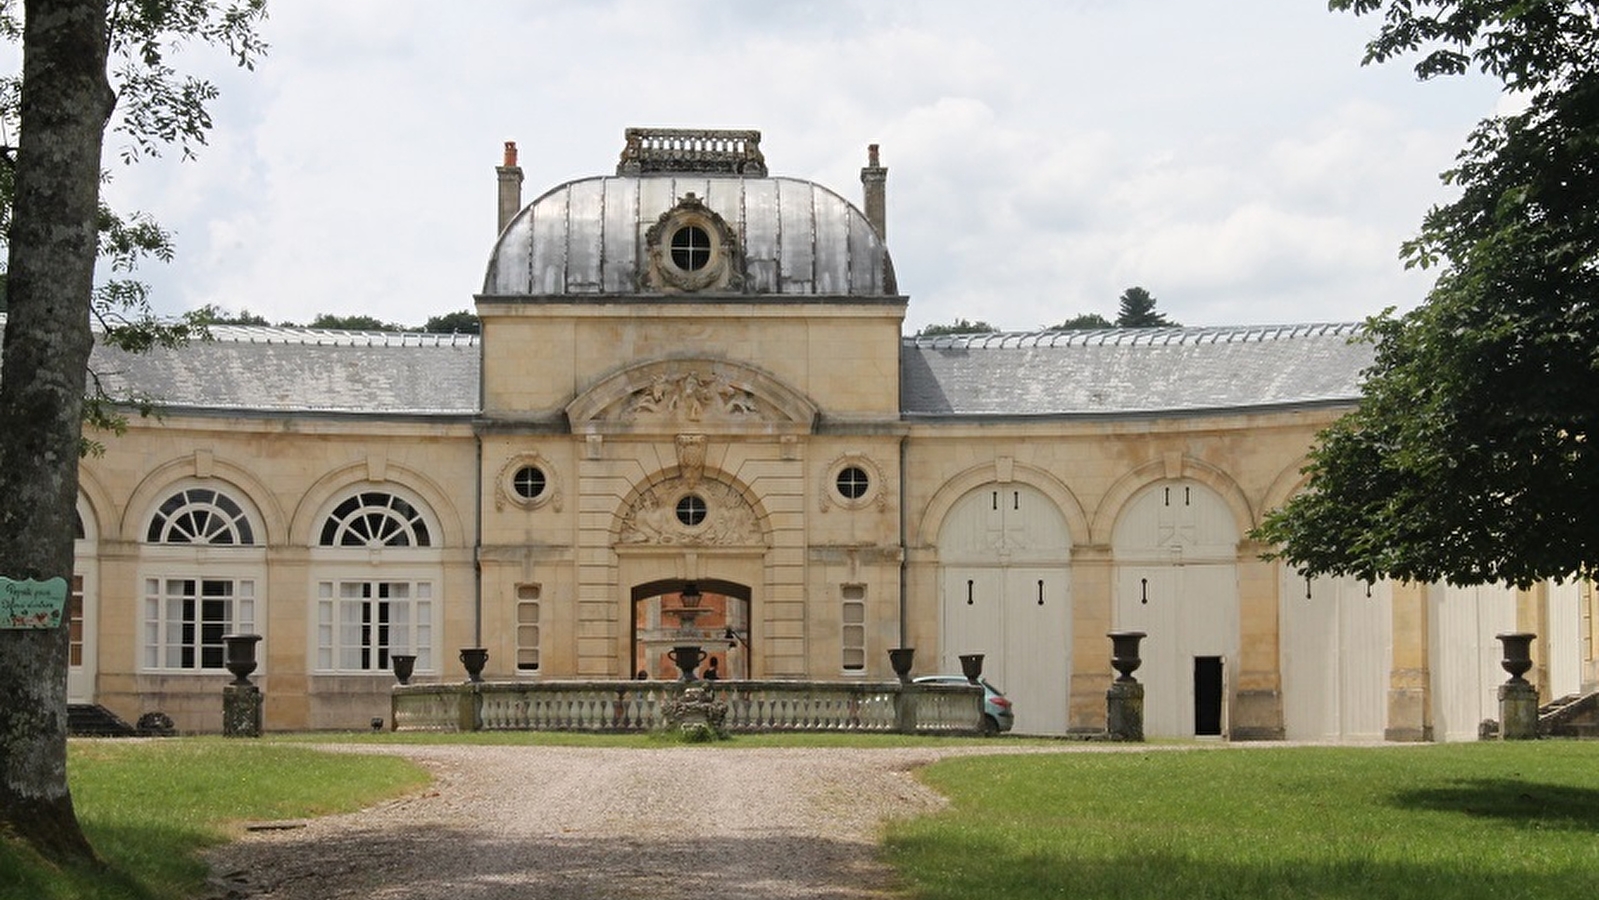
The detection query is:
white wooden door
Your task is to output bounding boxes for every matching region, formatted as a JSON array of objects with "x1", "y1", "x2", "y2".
[
  {"x1": 1548, "y1": 581, "x2": 1582, "y2": 700},
  {"x1": 1280, "y1": 573, "x2": 1392, "y2": 741},
  {"x1": 1111, "y1": 479, "x2": 1241, "y2": 738},
  {"x1": 938, "y1": 484, "x2": 1072, "y2": 734},
  {"x1": 1430, "y1": 583, "x2": 1517, "y2": 742}
]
